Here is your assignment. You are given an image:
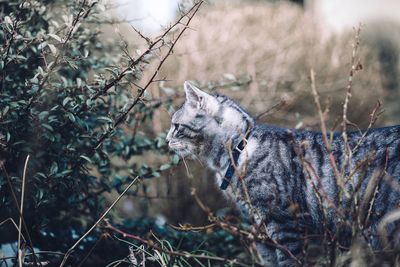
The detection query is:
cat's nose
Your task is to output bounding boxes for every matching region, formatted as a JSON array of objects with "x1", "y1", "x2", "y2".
[{"x1": 166, "y1": 128, "x2": 173, "y2": 142}]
